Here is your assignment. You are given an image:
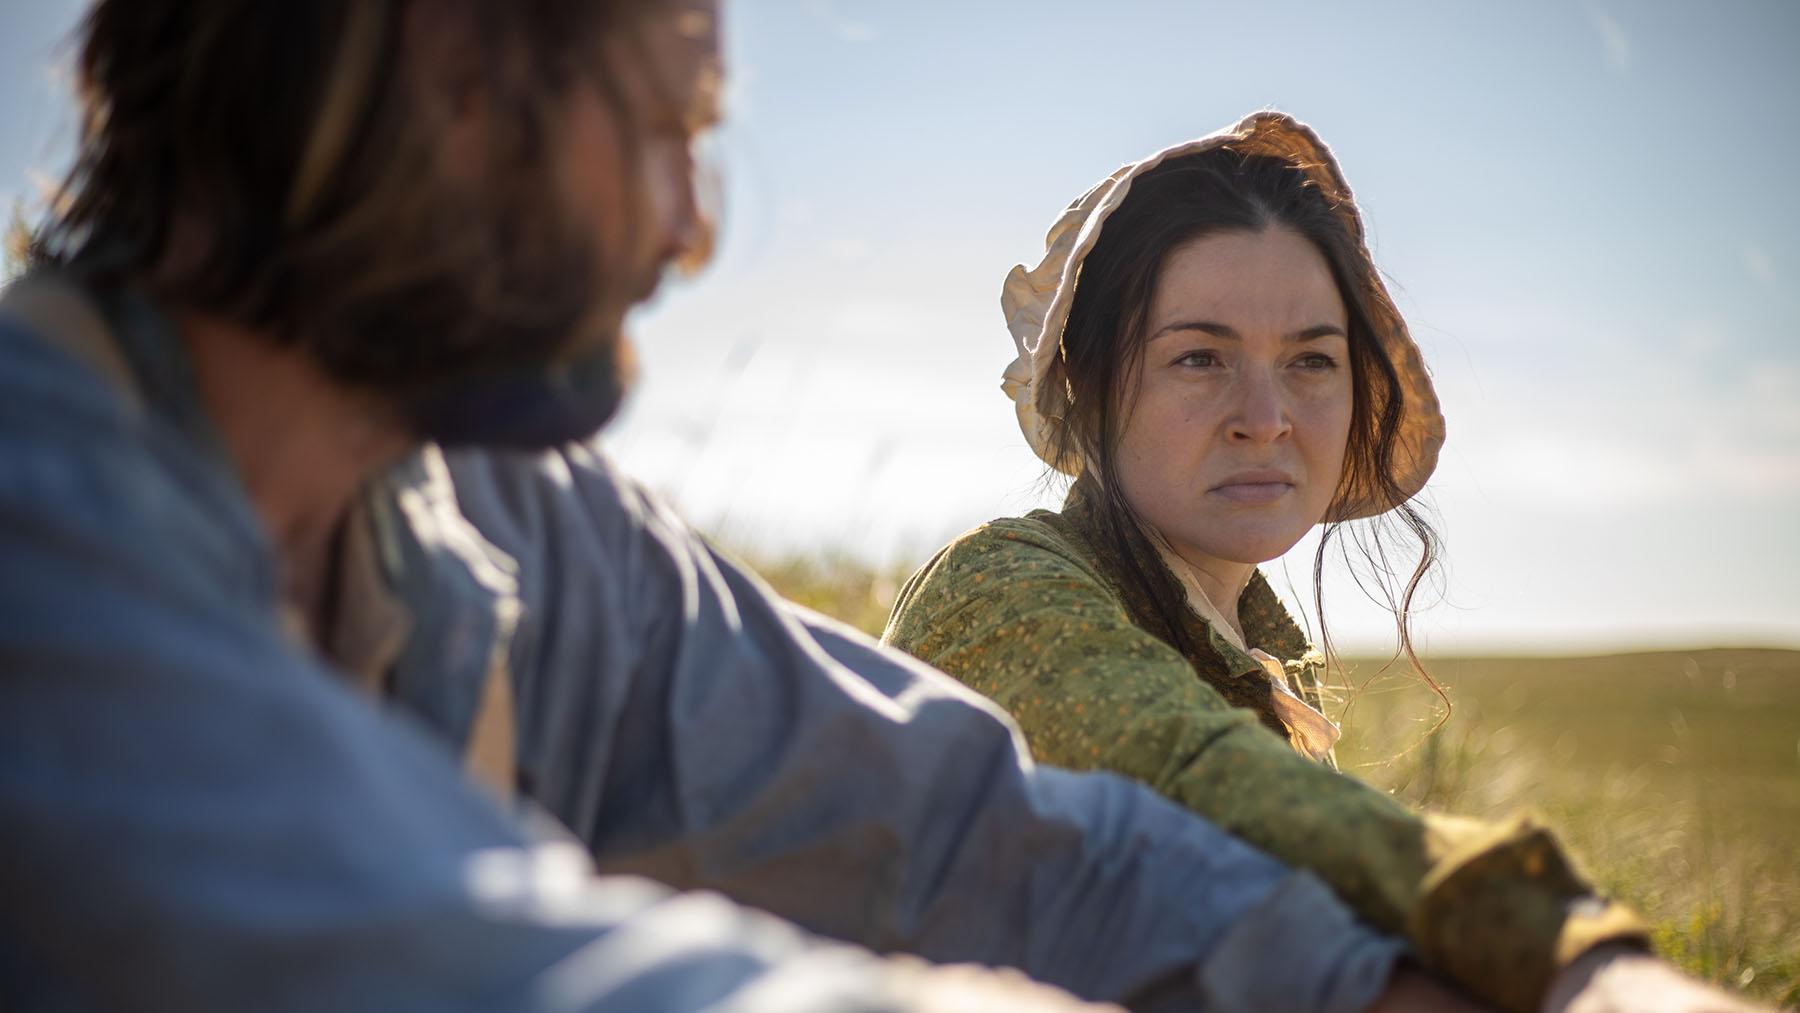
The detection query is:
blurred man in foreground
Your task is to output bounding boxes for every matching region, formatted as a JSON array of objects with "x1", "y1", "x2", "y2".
[
  {"x1": 0, "y1": 2, "x2": 1416, "y2": 1007},
  {"x1": 0, "y1": 2, "x2": 1743, "y2": 1011}
]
